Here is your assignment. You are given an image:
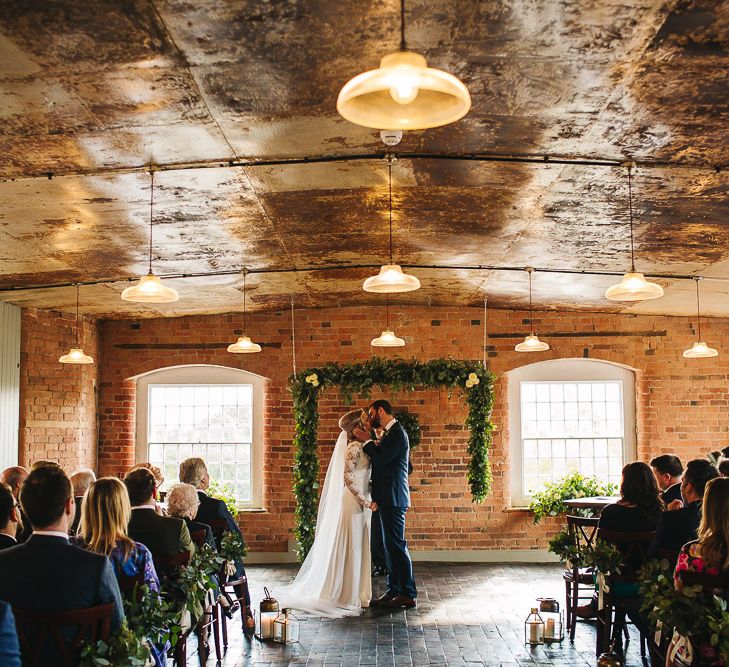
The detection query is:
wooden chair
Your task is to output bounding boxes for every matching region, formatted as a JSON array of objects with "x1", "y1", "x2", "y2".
[
  {"x1": 117, "y1": 573, "x2": 145, "y2": 599},
  {"x1": 563, "y1": 515, "x2": 600, "y2": 640},
  {"x1": 657, "y1": 546, "x2": 681, "y2": 572},
  {"x1": 189, "y1": 529, "x2": 208, "y2": 548},
  {"x1": 187, "y1": 528, "x2": 223, "y2": 663},
  {"x1": 13, "y1": 602, "x2": 114, "y2": 667},
  {"x1": 595, "y1": 528, "x2": 655, "y2": 658}
]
